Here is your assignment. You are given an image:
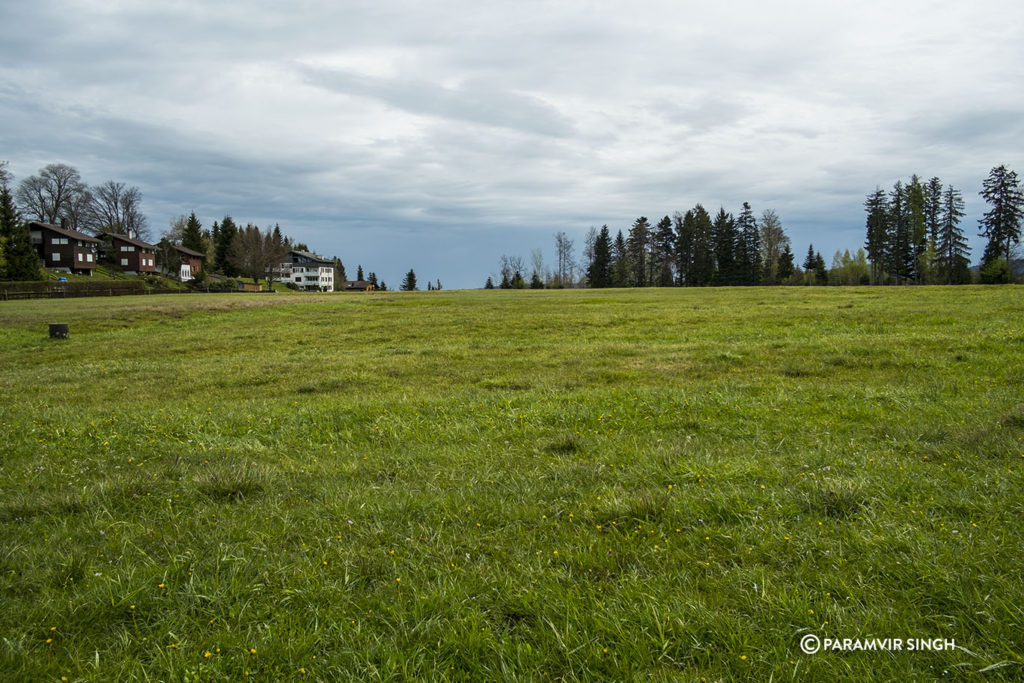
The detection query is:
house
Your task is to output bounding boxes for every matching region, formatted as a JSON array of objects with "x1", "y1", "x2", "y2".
[
  {"x1": 279, "y1": 250, "x2": 334, "y2": 291},
  {"x1": 344, "y1": 280, "x2": 377, "y2": 291},
  {"x1": 98, "y1": 233, "x2": 157, "y2": 274},
  {"x1": 174, "y1": 245, "x2": 205, "y2": 281},
  {"x1": 28, "y1": 222, "x2": 101, "y2": 275}
]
